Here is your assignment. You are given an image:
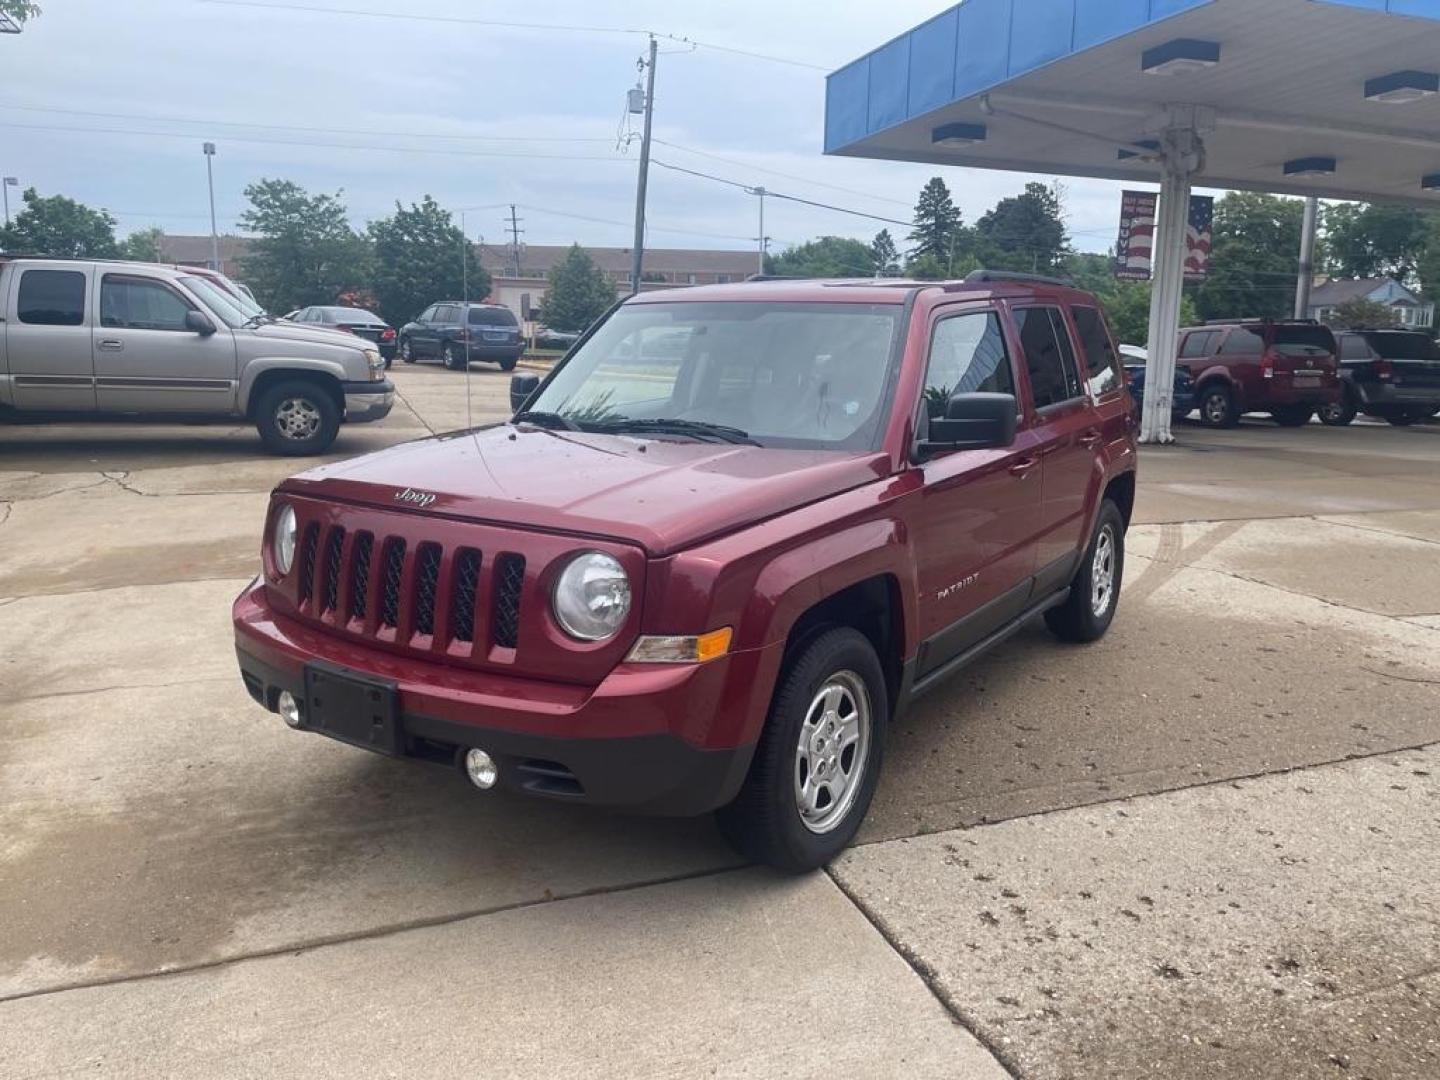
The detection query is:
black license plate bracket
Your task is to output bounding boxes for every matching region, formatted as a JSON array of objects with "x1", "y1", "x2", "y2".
[{"x1": 303, "y1": 664, "x2": 401, "y2": 755}]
